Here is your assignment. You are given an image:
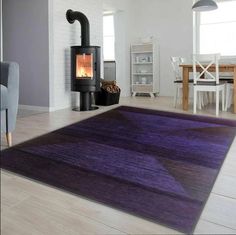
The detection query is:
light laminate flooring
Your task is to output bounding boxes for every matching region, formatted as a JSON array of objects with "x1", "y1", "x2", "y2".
[{"x1": 1, "y1": 96, "x2": 236, "y2": 235}]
